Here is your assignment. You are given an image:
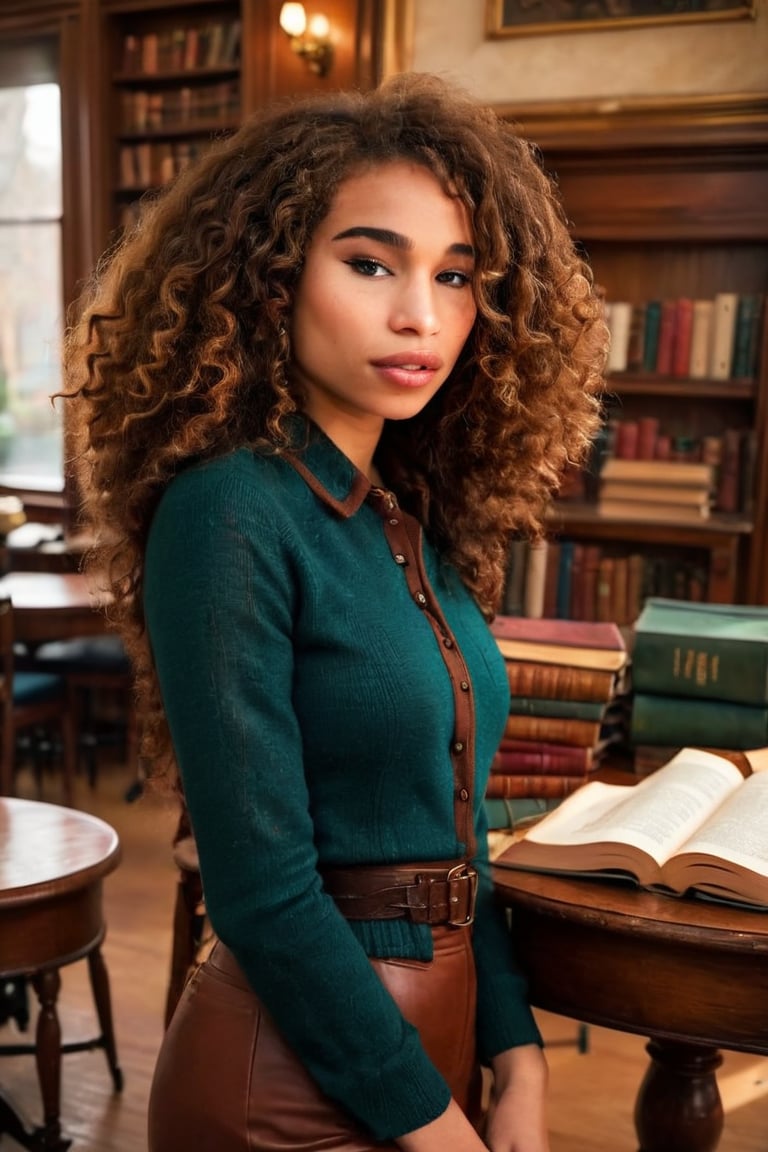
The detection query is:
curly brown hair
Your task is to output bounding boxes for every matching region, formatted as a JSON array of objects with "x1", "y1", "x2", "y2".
[{"x1": 63, "y1": 71, "x2": 606, "y2": 784}]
